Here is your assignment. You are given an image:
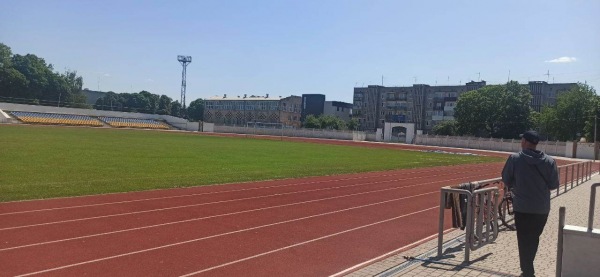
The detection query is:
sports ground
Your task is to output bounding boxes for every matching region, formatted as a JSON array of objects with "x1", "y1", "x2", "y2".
[{"x1": 0, "y1": 125, "x2": 535, "y2": 276}]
